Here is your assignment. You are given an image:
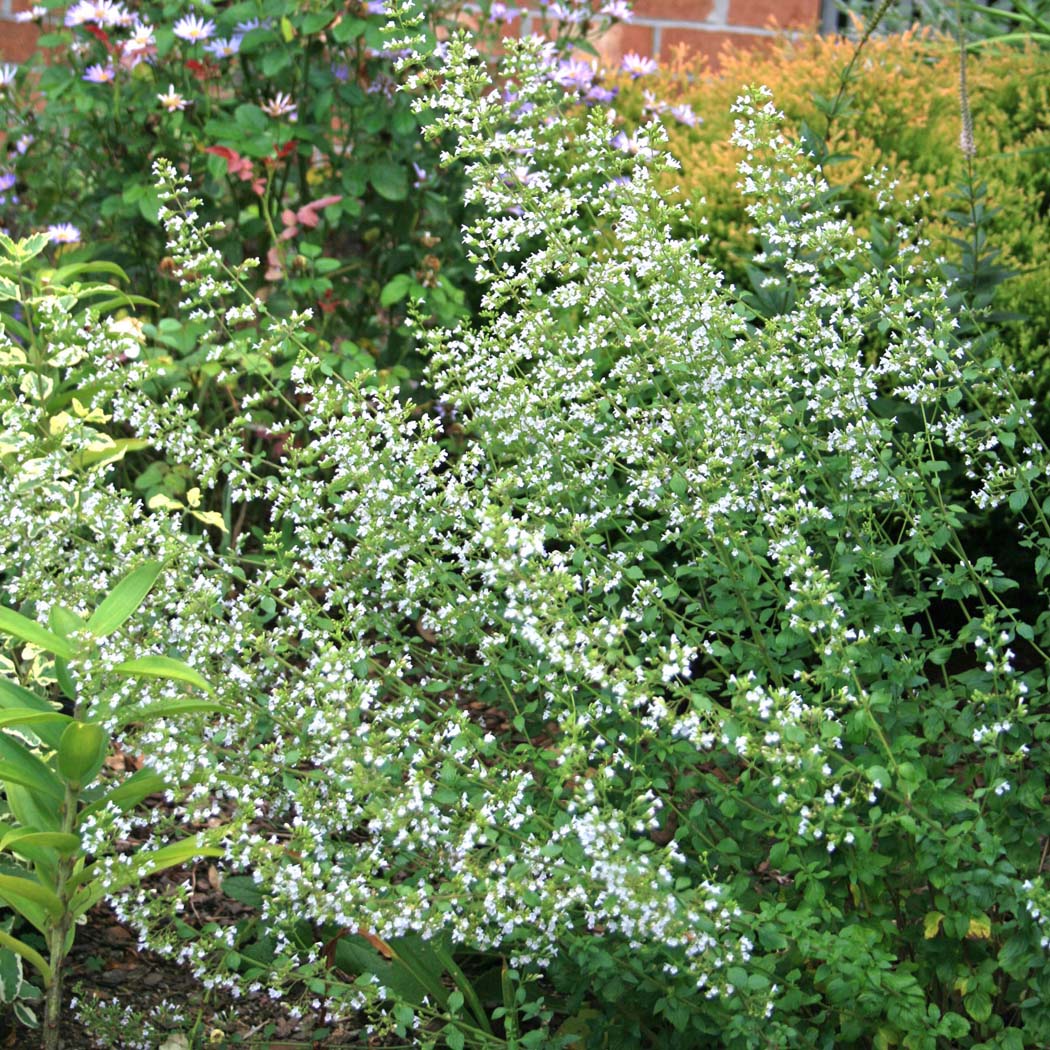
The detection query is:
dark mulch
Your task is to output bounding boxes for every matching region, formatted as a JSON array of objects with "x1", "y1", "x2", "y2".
[{"x1": 0, "y1": 892, "x2": 388, "y2": 1050}]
